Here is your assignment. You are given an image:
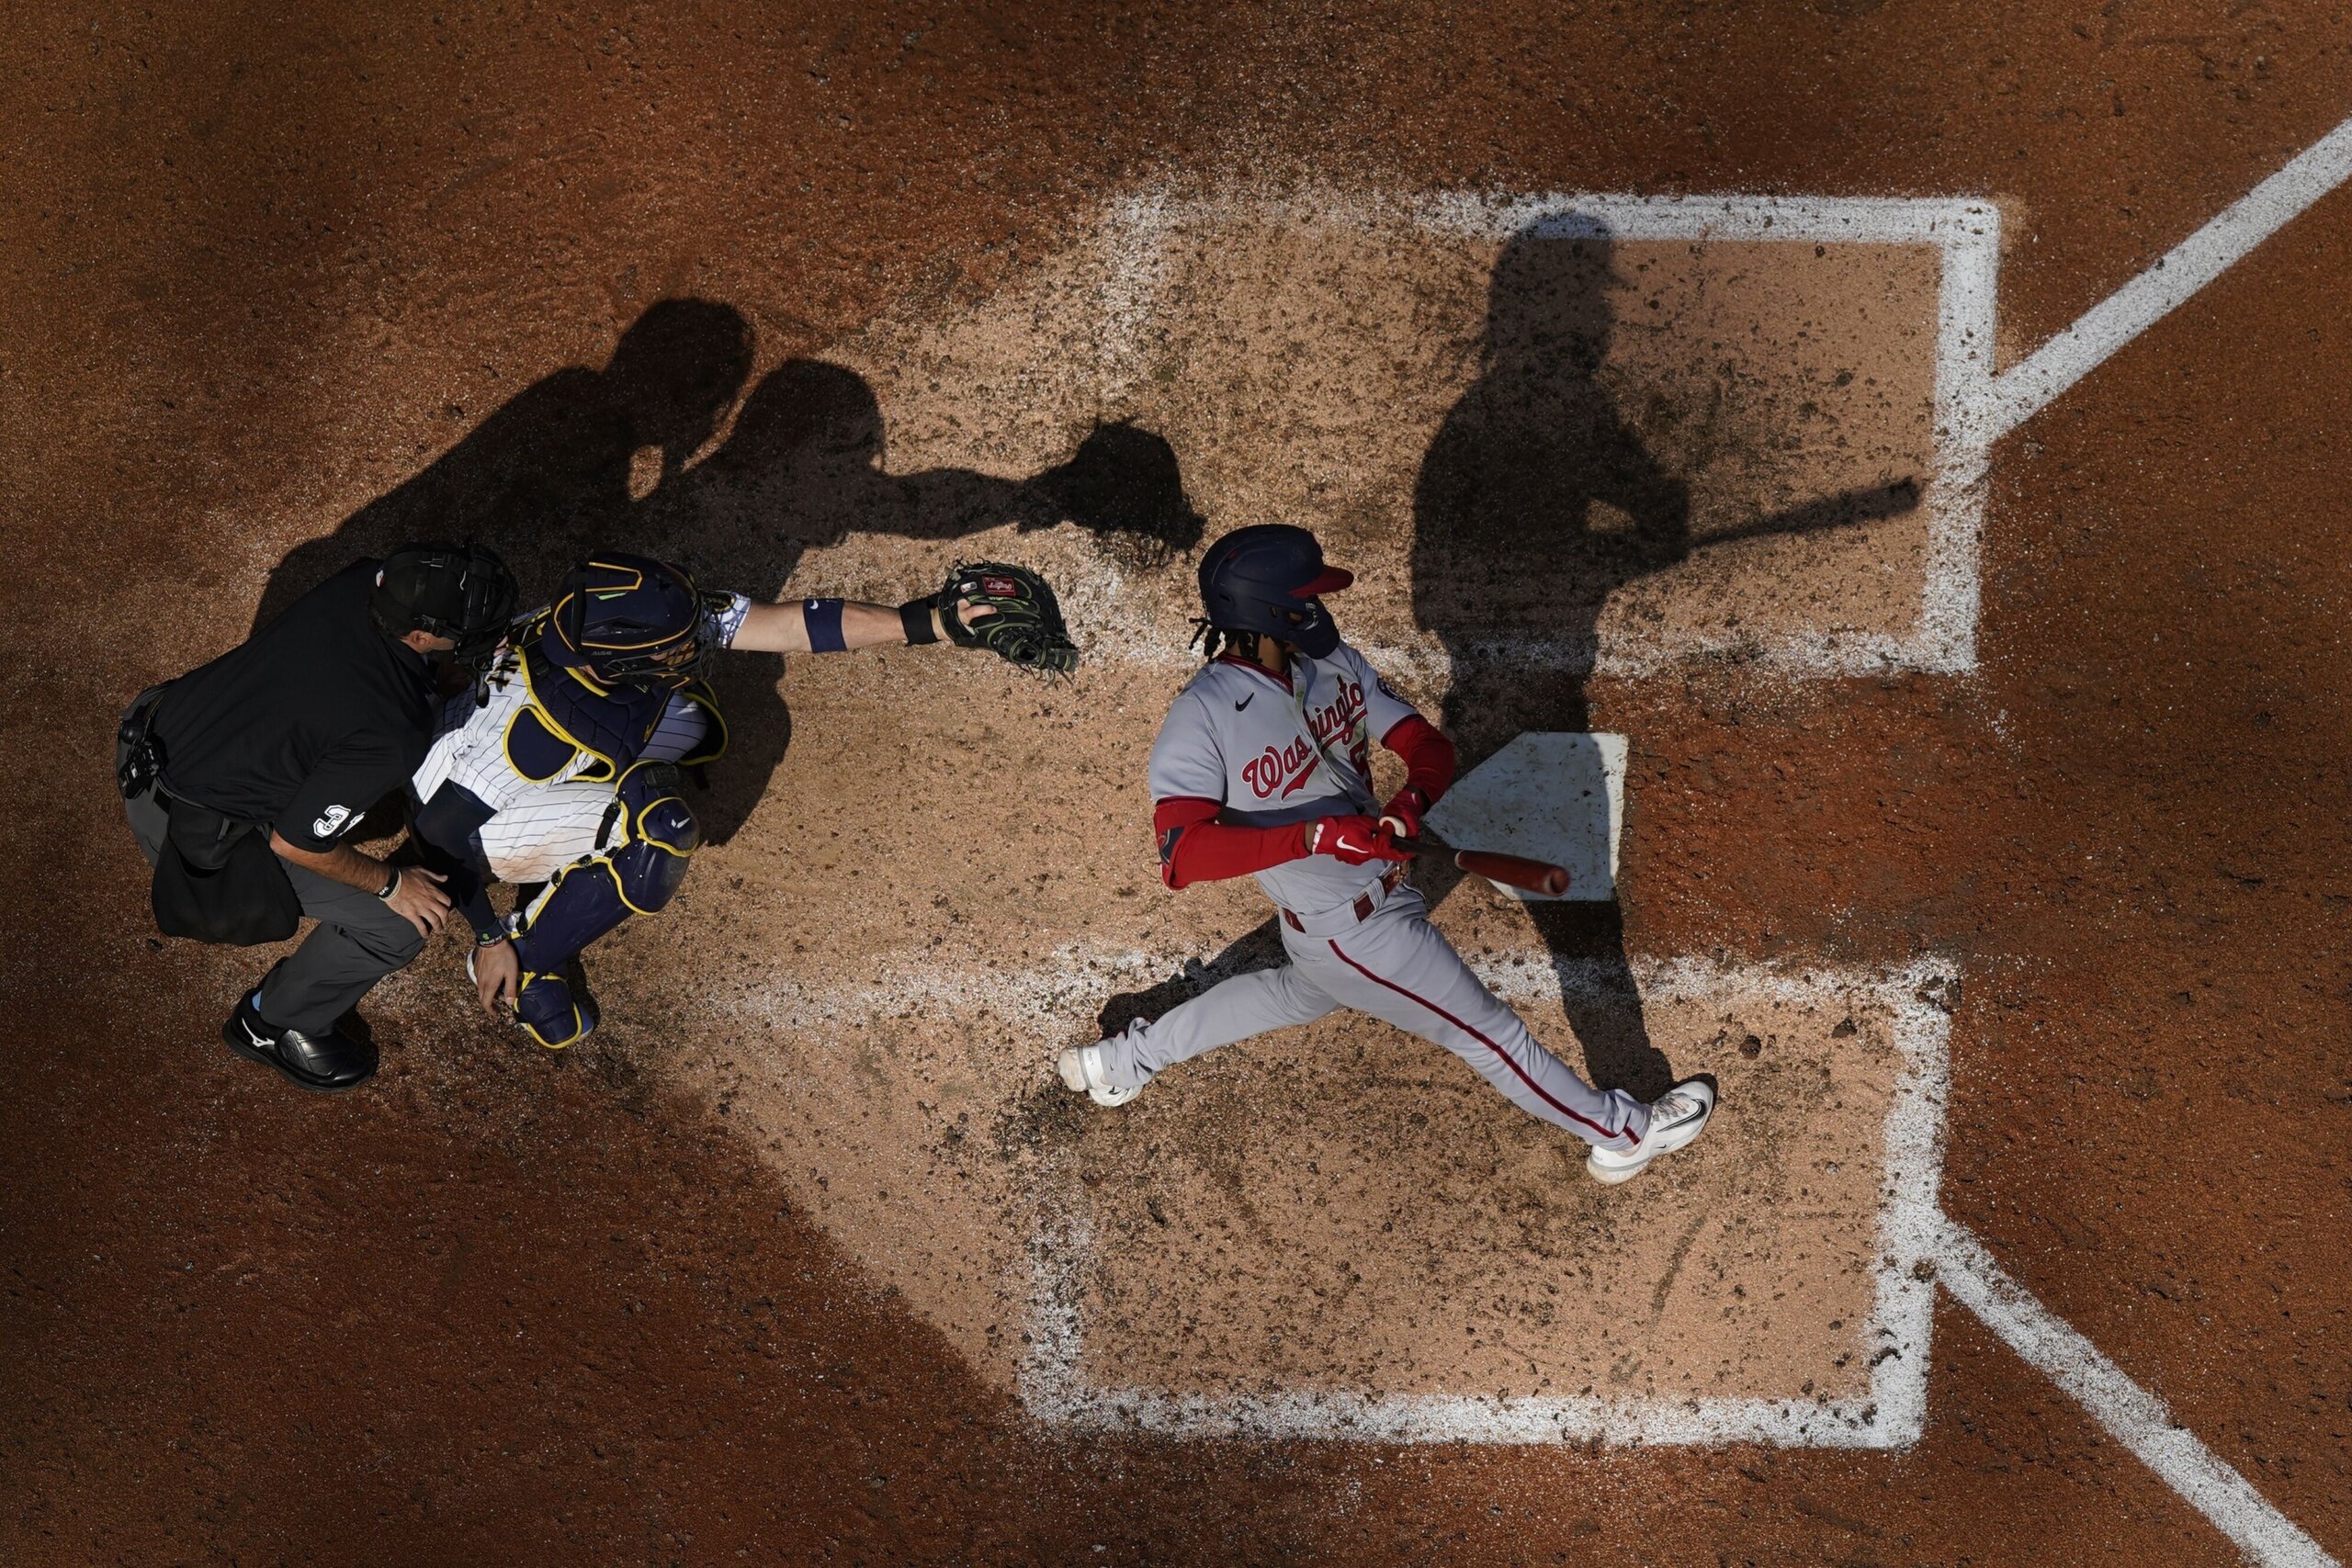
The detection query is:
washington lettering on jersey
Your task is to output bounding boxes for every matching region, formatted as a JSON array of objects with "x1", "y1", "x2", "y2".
[
  {"x1": 1241, "y1": 736, "x2": 1322, "y2": 799},
  {"x1": 1147, "y1": 642, "x2": 1419, "y2": 918},
  {"x1": 1305, "y1": 674, "x2": 1373, "y2": 782}
]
